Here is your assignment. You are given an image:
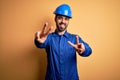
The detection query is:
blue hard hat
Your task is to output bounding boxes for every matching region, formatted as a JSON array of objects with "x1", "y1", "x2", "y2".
[{"x1": 54, "y1": 4, "x2": 72, "y2": 18}]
